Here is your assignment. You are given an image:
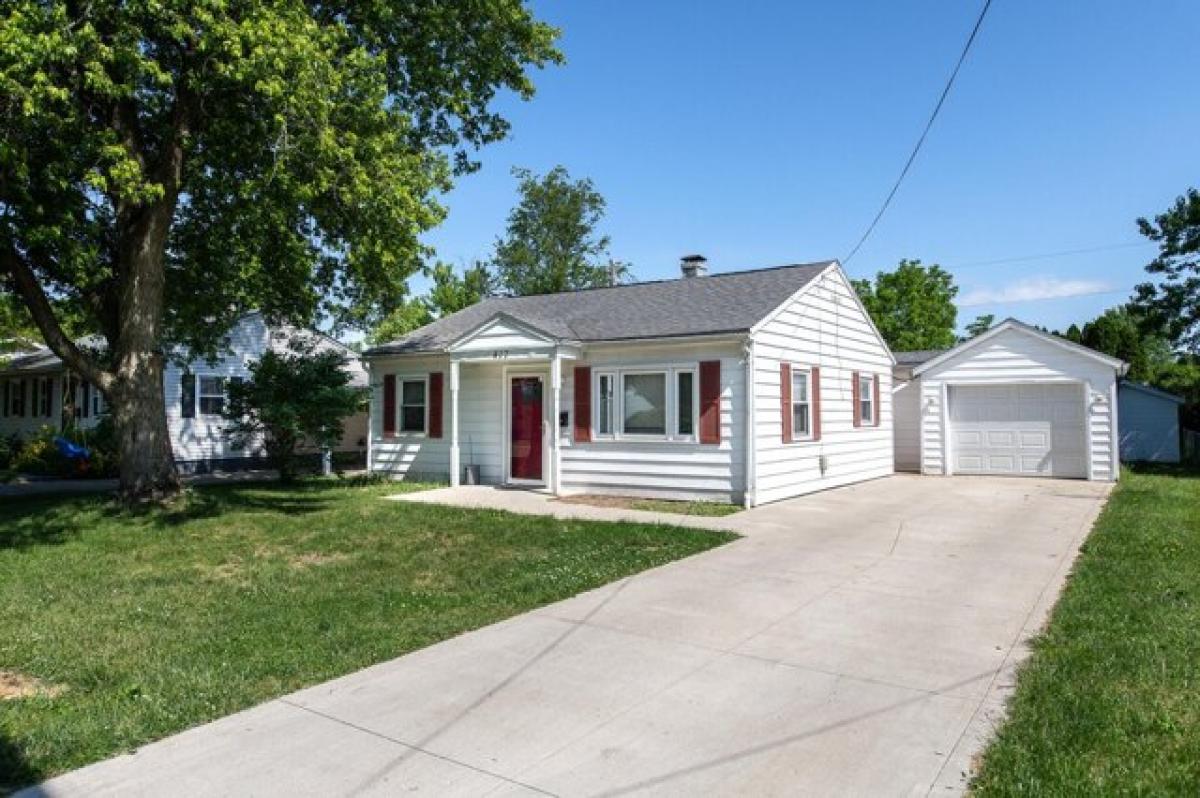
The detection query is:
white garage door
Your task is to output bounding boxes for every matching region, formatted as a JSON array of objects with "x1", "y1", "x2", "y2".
[{"x1": 949, "y1": 384, "x2": 1086, "y2": 478}]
